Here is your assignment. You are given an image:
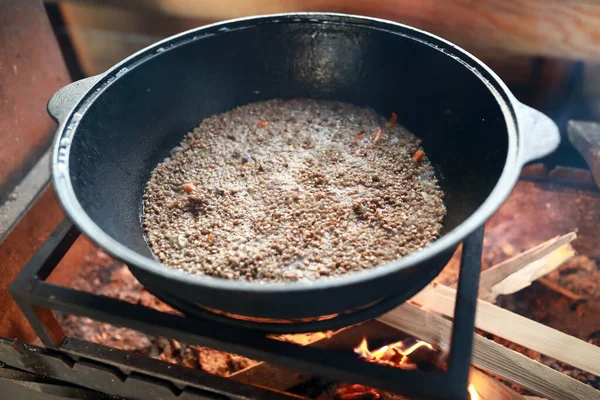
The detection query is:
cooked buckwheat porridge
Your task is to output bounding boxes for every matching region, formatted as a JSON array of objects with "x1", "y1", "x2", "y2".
[{"x1": 143, "y1": 99, "x2": 446, "y2": 282}]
